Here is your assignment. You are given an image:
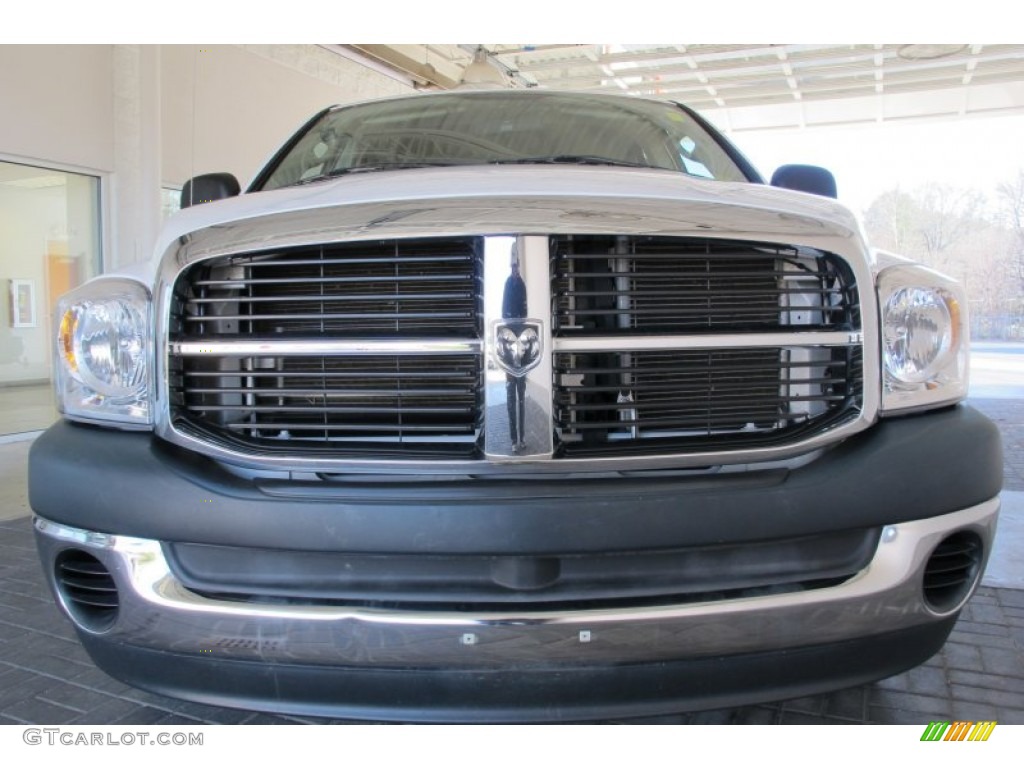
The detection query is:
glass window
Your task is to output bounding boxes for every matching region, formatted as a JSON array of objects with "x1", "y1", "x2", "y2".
[
  {"x1": 0, "y1": 160, "x2": 101, "y2": 435},
  {"x1": 259, "y1": 92, "x2": 750, "y2": 191},
  {"x1": 161, "y1": 186, "x2": 182, "y2": 222}
]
